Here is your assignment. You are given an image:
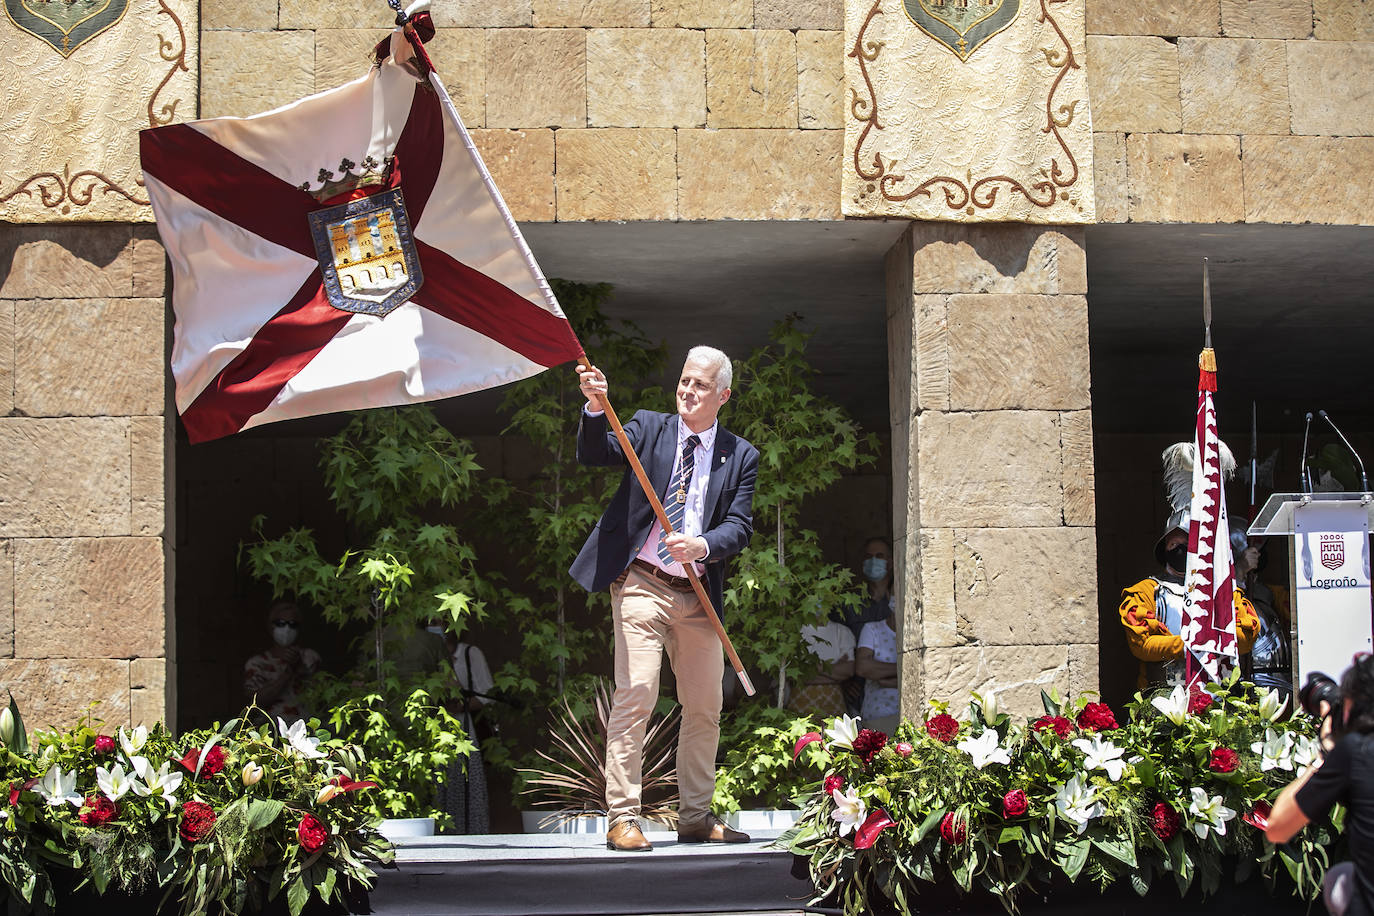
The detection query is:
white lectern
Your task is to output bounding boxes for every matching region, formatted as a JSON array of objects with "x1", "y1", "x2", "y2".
[{"x1": 1250, "y1": 493, "x2": 1374, "y2": 691}]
